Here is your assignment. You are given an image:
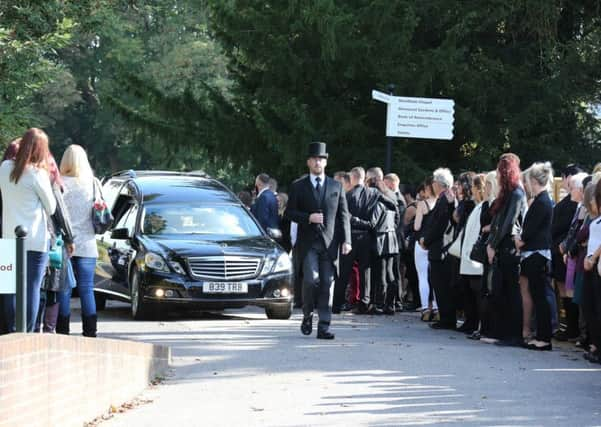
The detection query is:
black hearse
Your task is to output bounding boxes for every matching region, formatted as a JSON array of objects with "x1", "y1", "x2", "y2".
[{"x1": 94, "y1": 171, "x2": 293, "y2": 320}]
